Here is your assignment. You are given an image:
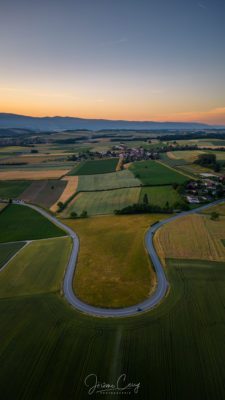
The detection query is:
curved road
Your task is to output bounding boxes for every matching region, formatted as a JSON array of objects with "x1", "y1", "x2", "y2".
[{"x1": 14, "y1": 198, "x2": 225, "y2": 317}]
